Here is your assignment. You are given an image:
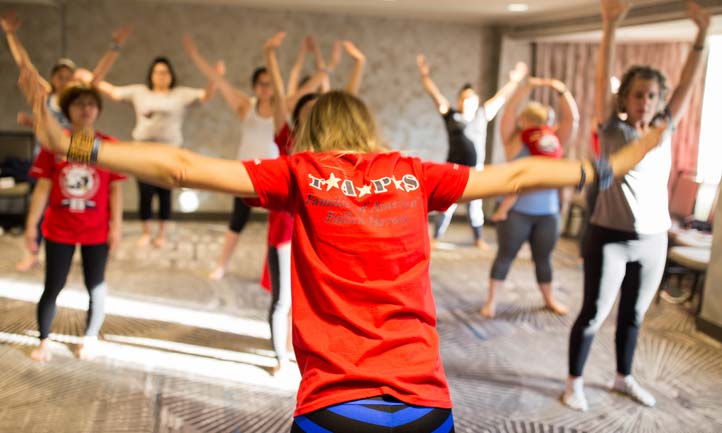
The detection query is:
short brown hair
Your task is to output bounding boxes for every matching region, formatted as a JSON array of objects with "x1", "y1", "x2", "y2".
[
  {"x1": 58, "y1": 83, "x2": 103, "y2": 120},
  {"x1": 294, "y1": 91, "x2": 380, "y2": 154}
]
